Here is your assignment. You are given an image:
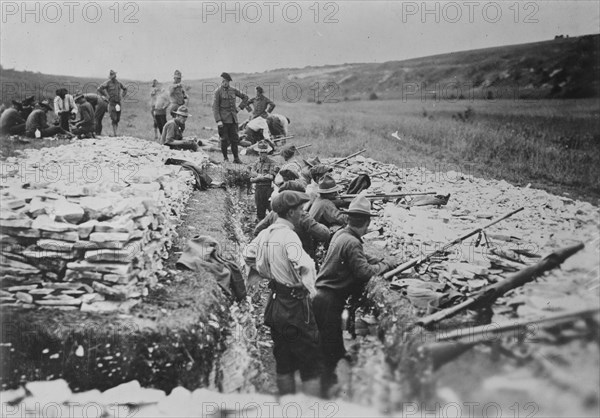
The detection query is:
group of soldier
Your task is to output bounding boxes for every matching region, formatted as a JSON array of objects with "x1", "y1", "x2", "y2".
[
  {"x1": 154, "y1": 71, "x2": 290, "y2": 163},
  {"x1": 244, "y1": 142, "x2": 401, "y2": 398},
  {"x1": 0, "y1": 69, "x2": 127, "y2": 139},
  {"x1": 1, "y1": 69, "x2": 399, "y2": 401}
]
